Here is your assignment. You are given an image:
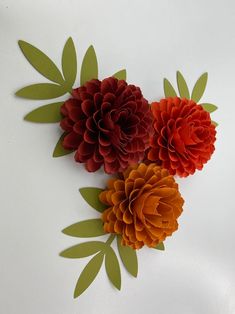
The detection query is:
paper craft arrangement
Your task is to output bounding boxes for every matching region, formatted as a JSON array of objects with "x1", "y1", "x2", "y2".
[{"x1": 16, "y1": 37, "x2": 218, "y2": 298}]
